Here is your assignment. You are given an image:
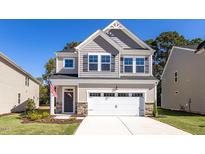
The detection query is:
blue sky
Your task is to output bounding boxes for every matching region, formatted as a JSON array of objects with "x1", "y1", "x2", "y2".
[{"x1": 0, "y1": 19, "x2": 205, "y2": 77}]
